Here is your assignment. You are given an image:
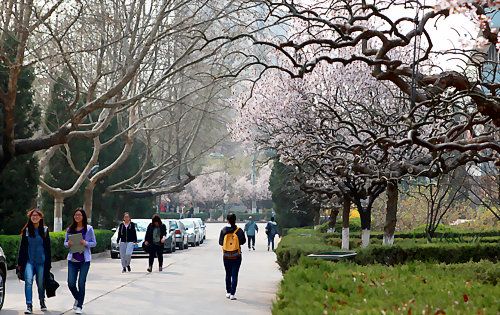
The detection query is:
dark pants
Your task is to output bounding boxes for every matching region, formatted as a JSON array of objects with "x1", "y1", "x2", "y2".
[
  {"x1": 148, "y1": 244, "x2": 163, "y2": 267},
  {"x1": 223, "y1": 257, "x2": 241, "y2": 295},
  {"x1": 247, "y1": 235, "x2": 255, "y2": 249},
  {"x1": 68, "y1": 261, "x2": 90, "y2": 308}
]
